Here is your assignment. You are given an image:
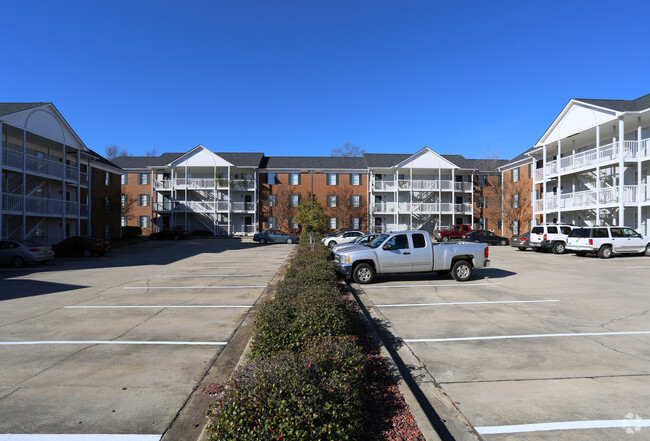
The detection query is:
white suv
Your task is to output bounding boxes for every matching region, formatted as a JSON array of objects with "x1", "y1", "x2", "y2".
[
  {"x1": 567, "y1": 226, "x2": 650, "y2": 258},
  {"x1": 529, "y1": 223, "x2": 575, "y2": 254}
]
